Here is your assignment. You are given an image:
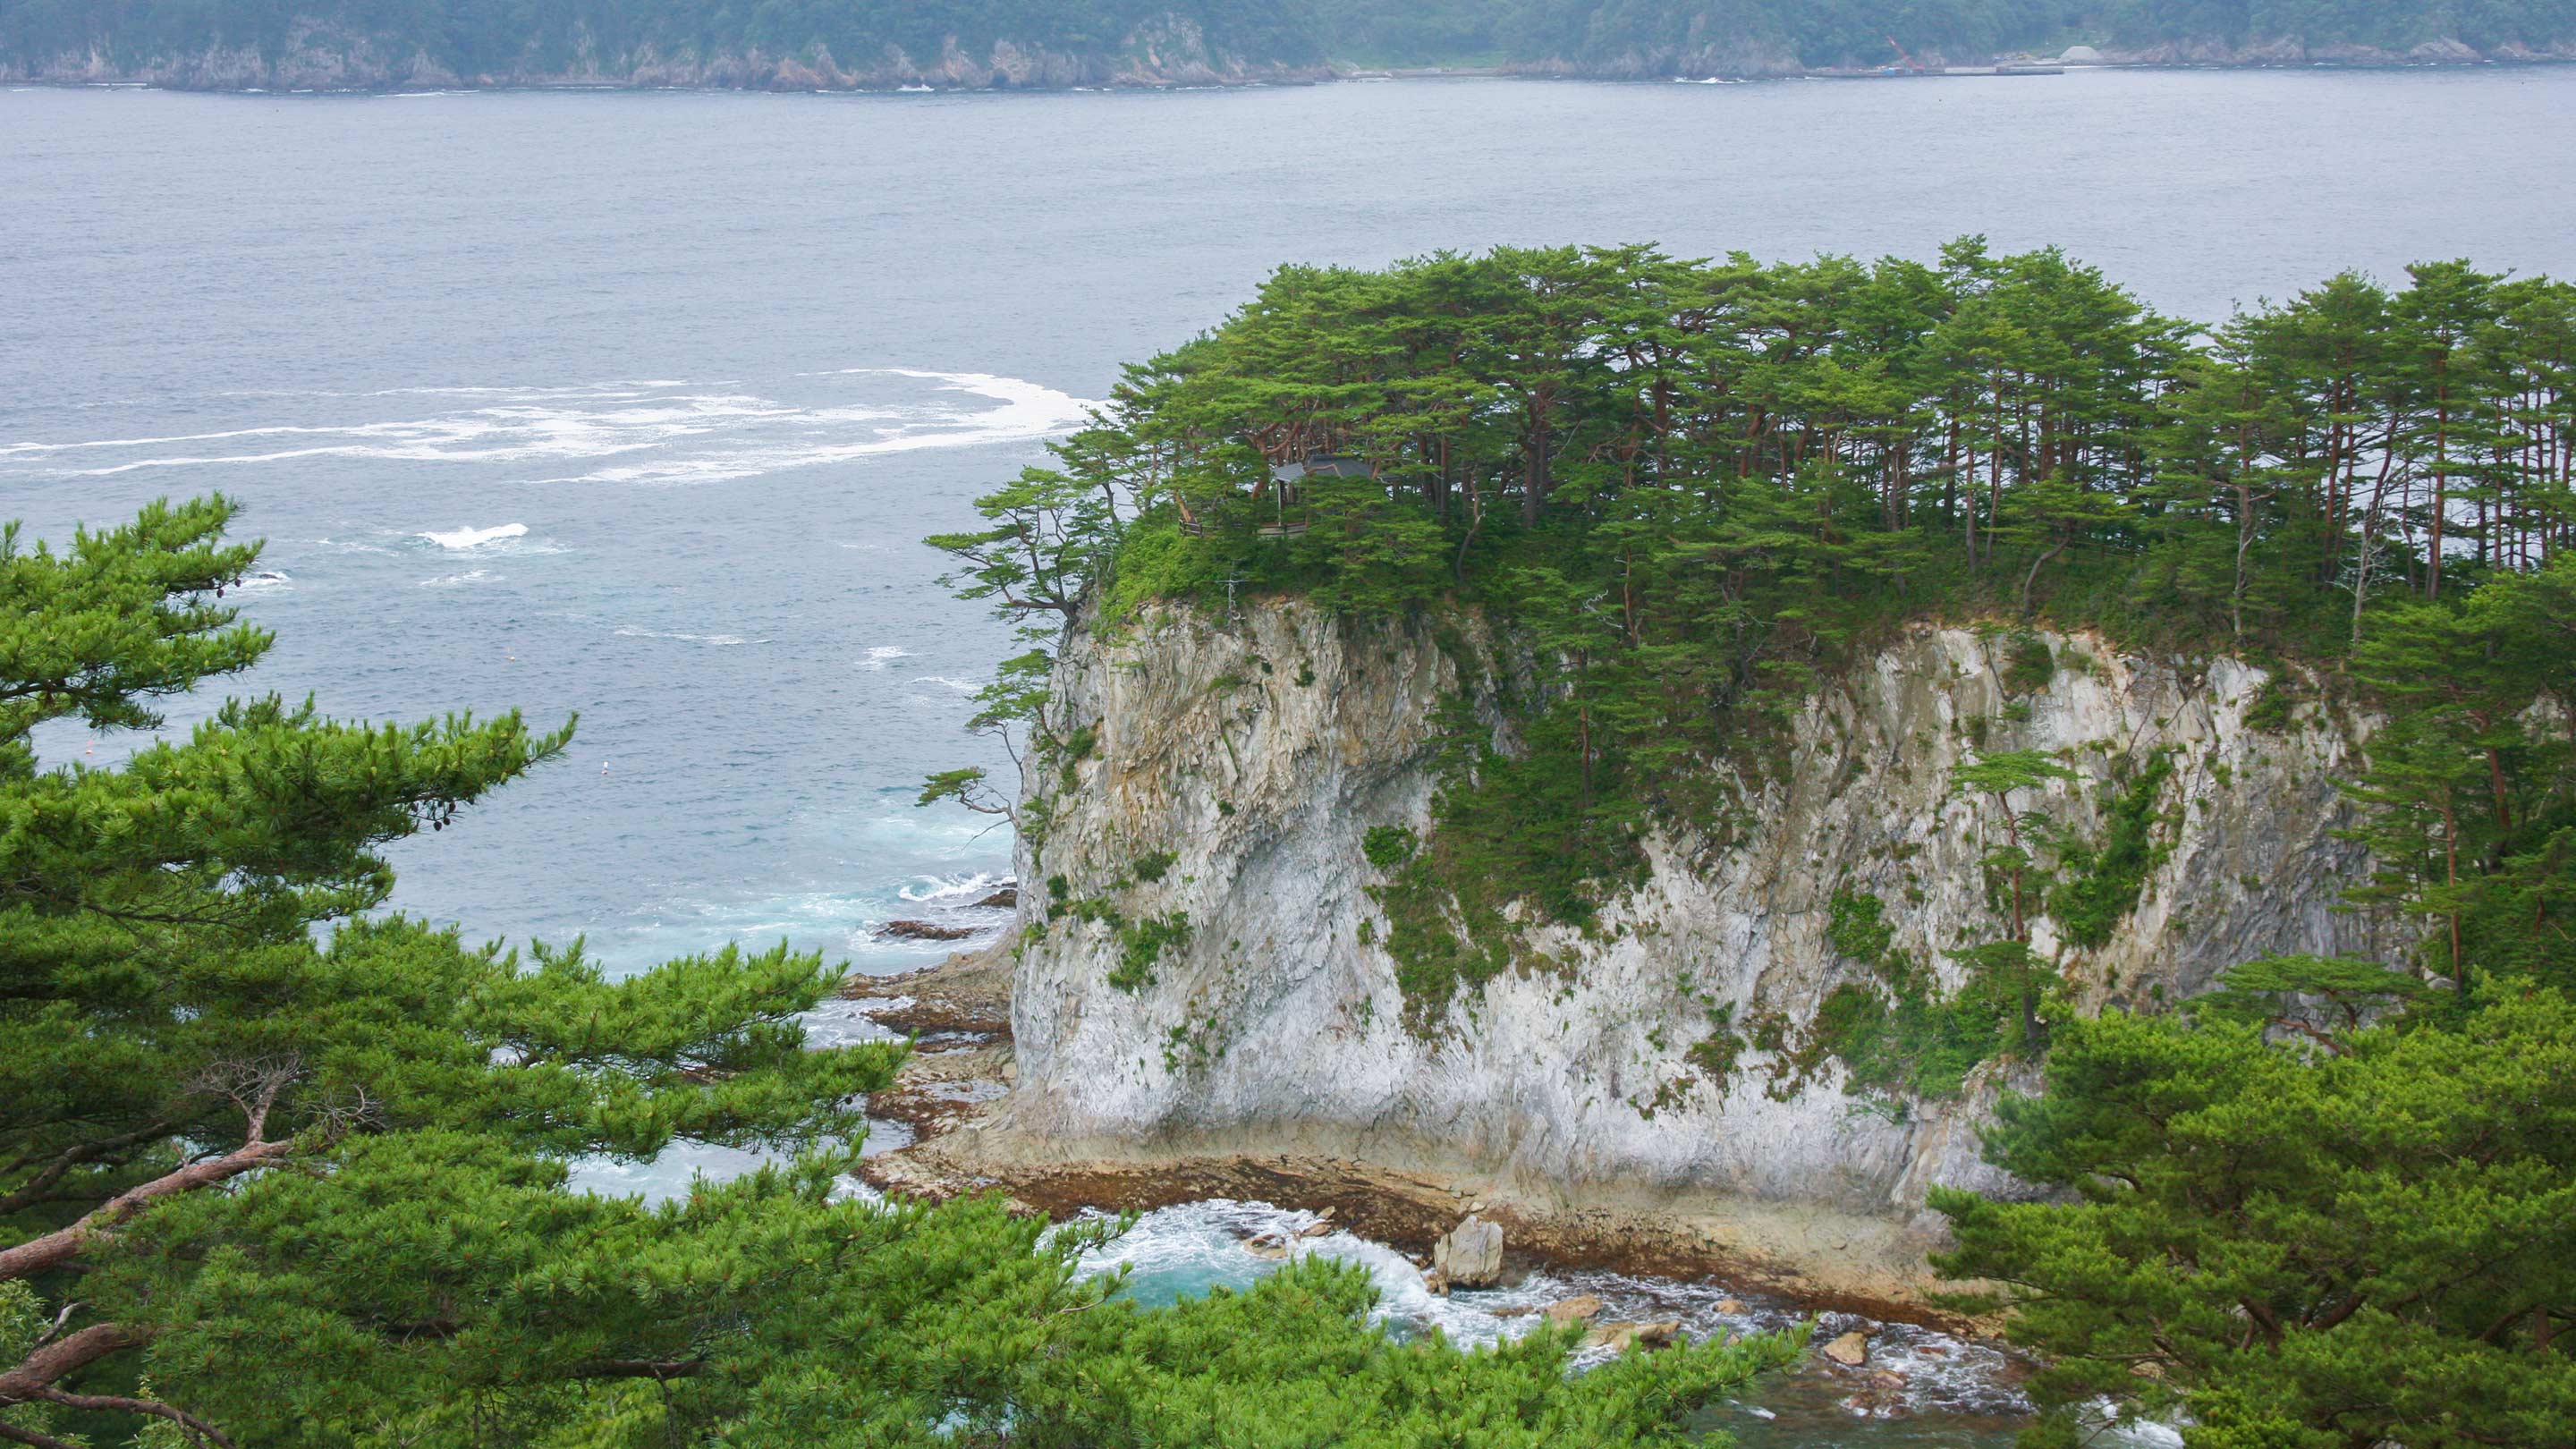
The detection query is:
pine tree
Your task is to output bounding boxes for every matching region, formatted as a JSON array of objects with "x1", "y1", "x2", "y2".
[{"x1": 1933, "y1": 993, "x2": 2576, "y2": 1449}]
